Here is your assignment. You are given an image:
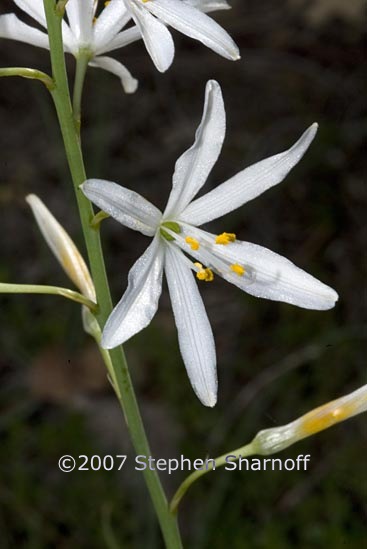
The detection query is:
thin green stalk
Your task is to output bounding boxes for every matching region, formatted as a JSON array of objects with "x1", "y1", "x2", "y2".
[
  {"x1": 0, "y1": 67, "x2": 54, "y2": 89},
  {"x1": 170, "y1": 443, "x2": 256, "y2": 514},
  {"x1": 73, "y1": 51, "x2": 91, "y2": 131},
  {"x1": 0, "y1": 282, "x2": 96, "y2": 310},
  {"x1": 42, "y1": 1, "x2": 182, "y2": 546}
]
